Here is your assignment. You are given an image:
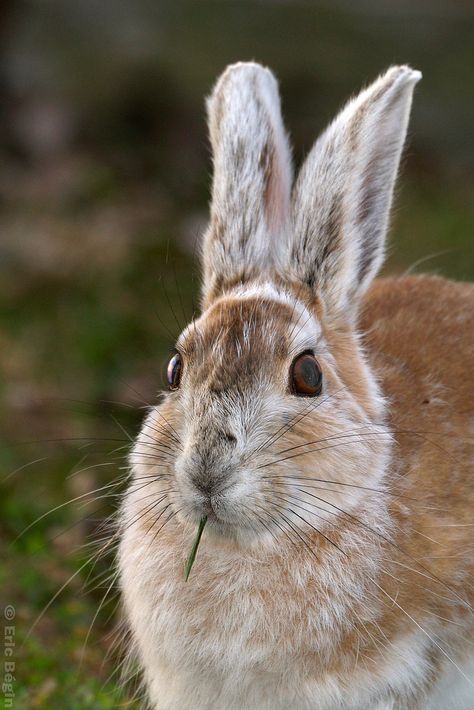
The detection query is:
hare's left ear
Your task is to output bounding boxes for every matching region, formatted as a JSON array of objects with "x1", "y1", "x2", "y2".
[
  {"x1": 282, "y1": 66, "x2": 421, "y2": 321},
  {"x1": 202, "y1": 62, "x2": 292, "y2": 307}
]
